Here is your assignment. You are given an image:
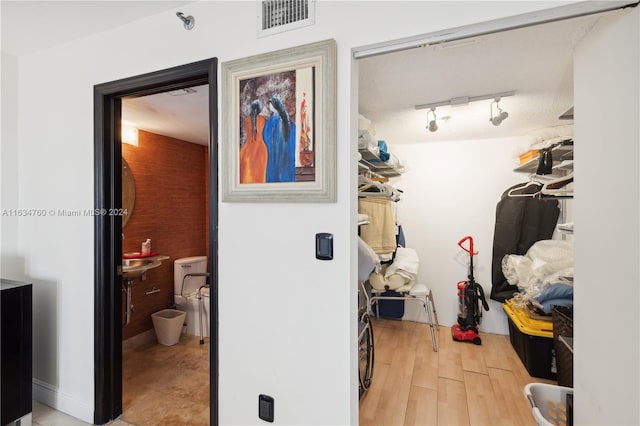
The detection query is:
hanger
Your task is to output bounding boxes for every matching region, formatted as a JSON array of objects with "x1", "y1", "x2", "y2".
[
  {"x1": 541, "y1": 172, "x2": 573, "y2": 197},
  {"x1": 507, "y1": 179, "x2": 543, "y2": 198},
  {"x1": 358, "y1": 174, "x2": 402, "y2": 201},
  {"x1": 507, "y1": 172, "x2": 573, "y2": 198},
  {"x1": 358, "y1": 174, "x2": 383, "y2": 192}
]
